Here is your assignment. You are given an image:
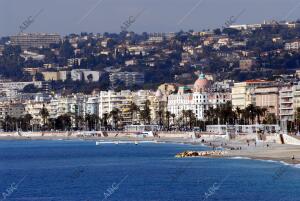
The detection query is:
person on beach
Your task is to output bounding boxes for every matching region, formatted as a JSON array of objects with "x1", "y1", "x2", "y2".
[{"x1": 292, "y1": 155, "x2": 295, "y2": 160}]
